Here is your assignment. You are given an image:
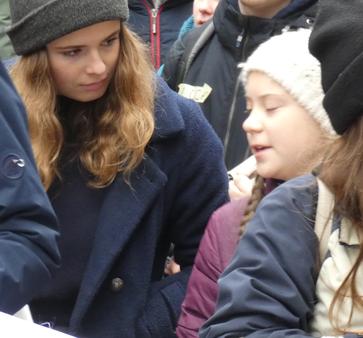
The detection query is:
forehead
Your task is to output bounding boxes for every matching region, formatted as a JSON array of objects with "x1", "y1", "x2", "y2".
[
  {"x1": 47, "y1": 20, "x2": 121, "y2": 47},
  {"x1": 246, "y1": 71, "x2": 287, "y2": 94}
]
